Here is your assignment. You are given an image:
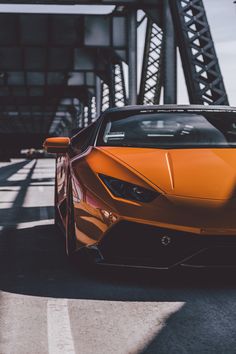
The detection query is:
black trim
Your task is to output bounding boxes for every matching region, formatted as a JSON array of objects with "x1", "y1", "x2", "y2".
[{"x1": 97, "y1": 221, "x2": 236, "y2": 269}]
